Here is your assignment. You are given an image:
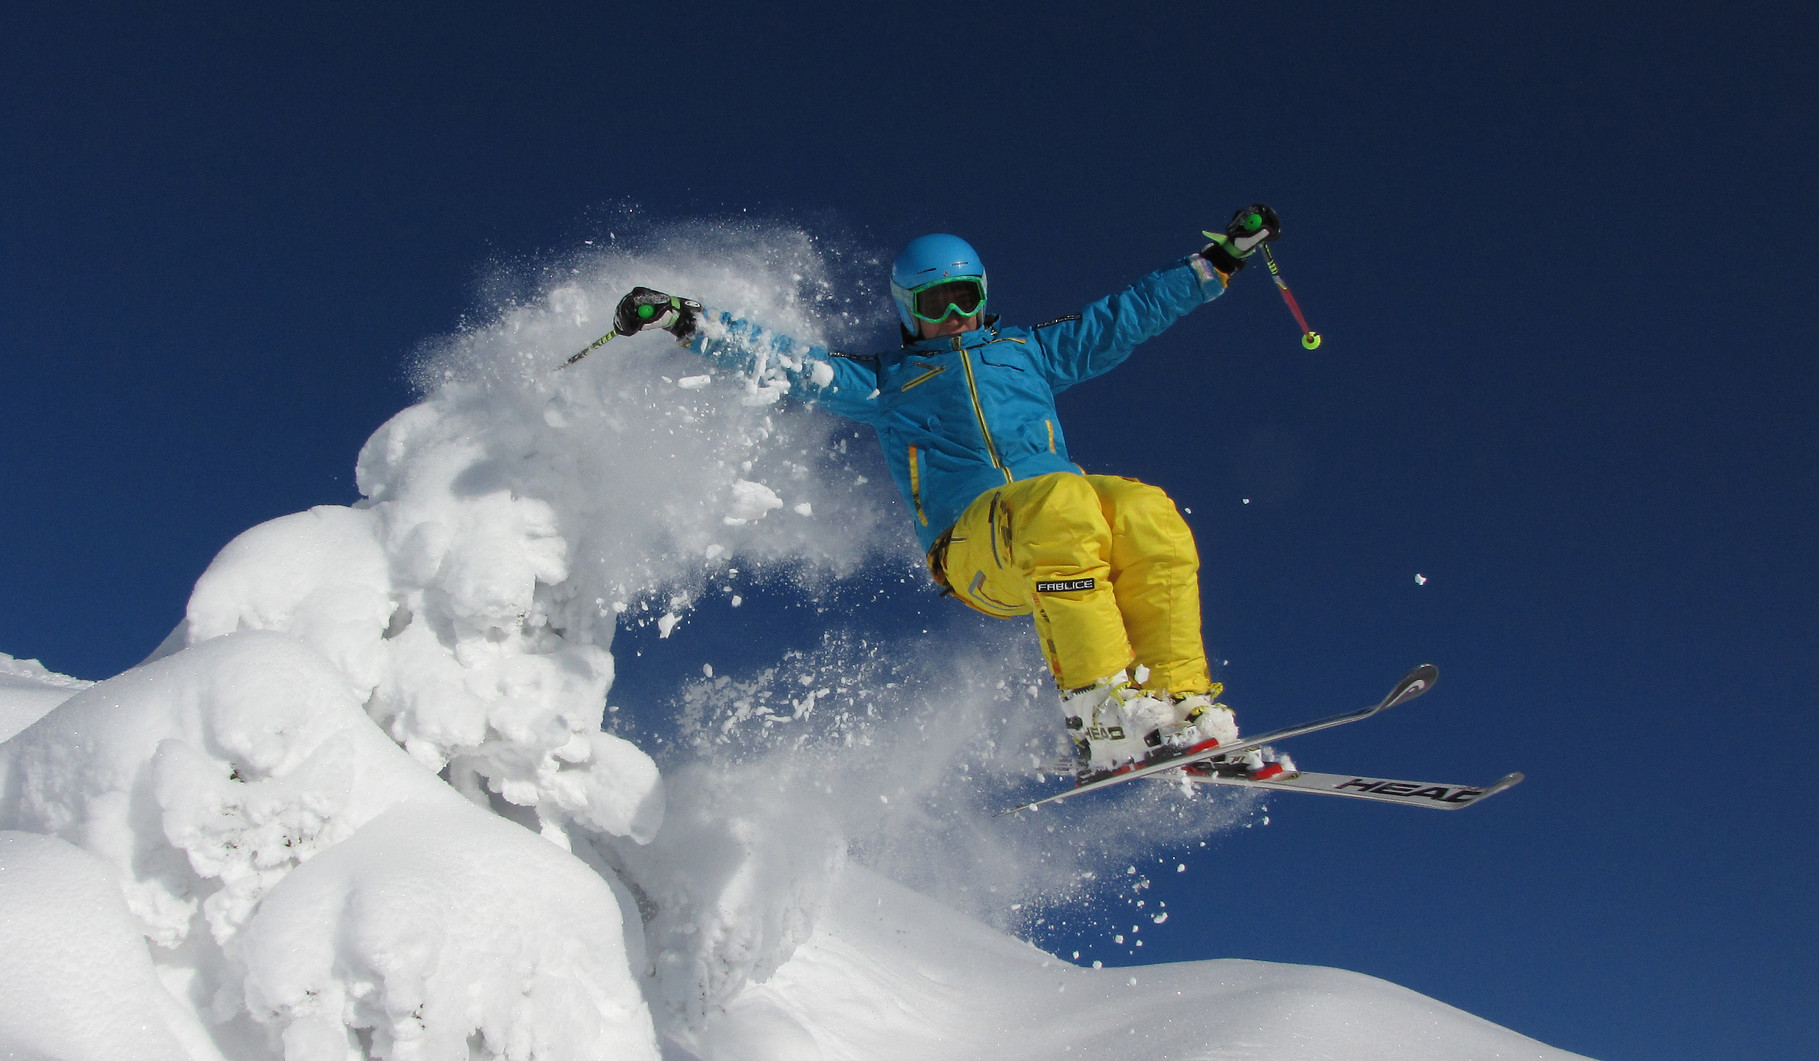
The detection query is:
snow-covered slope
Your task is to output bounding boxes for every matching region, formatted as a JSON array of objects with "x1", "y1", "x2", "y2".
[
  {"x1": 694, "y1": 867, "x2": 1586, "y2": 1061},
  {"x1": 0, "y1": 226, "x2": 1593, "y2": 1060},
  {"x1": 0, "y1": 653, "x2": 90, "y2": 743}
]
